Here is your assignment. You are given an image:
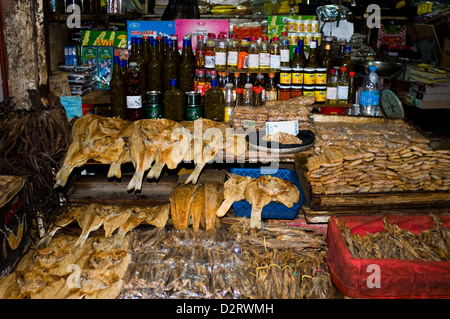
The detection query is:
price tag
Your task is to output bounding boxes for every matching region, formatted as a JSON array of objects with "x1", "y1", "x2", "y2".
[
  {"x1": 242, "y1": 119, "x2": 256, "y2": 128},
  {"x1": 266, "y1": 120, "x2": 299, "y2": 135}
]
